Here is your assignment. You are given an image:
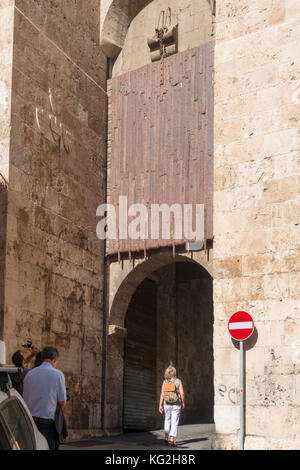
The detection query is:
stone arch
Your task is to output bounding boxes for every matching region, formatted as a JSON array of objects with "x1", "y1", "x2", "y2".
[
  {"x1": 100, "y1": 0, "x2": 216, "y2": 59},
  {"x1": 104, "y1": 250, "x2": 214, "y2": 432},
  {"x1": 108, "y1": 250, "x2": 213, "y2": 329},
  {"x1": 100, "y1": 0, "x2": 153, "y2": 58}
]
